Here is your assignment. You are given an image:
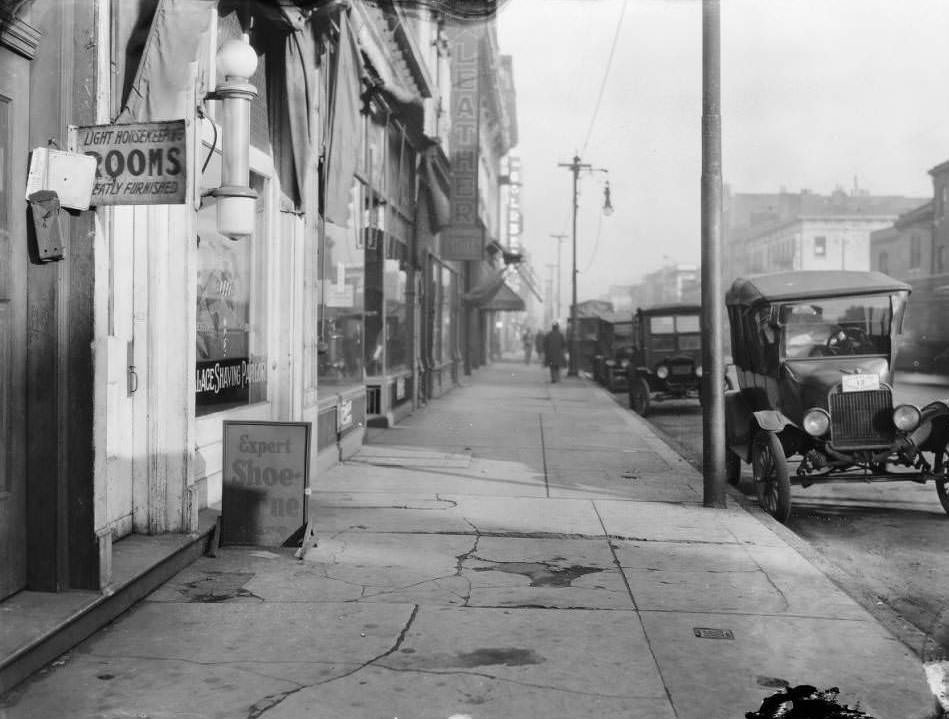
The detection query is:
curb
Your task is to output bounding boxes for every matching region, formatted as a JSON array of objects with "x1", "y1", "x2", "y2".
[{"x1": 593, "y1": 377, "x2": 945, "y2": 717}]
